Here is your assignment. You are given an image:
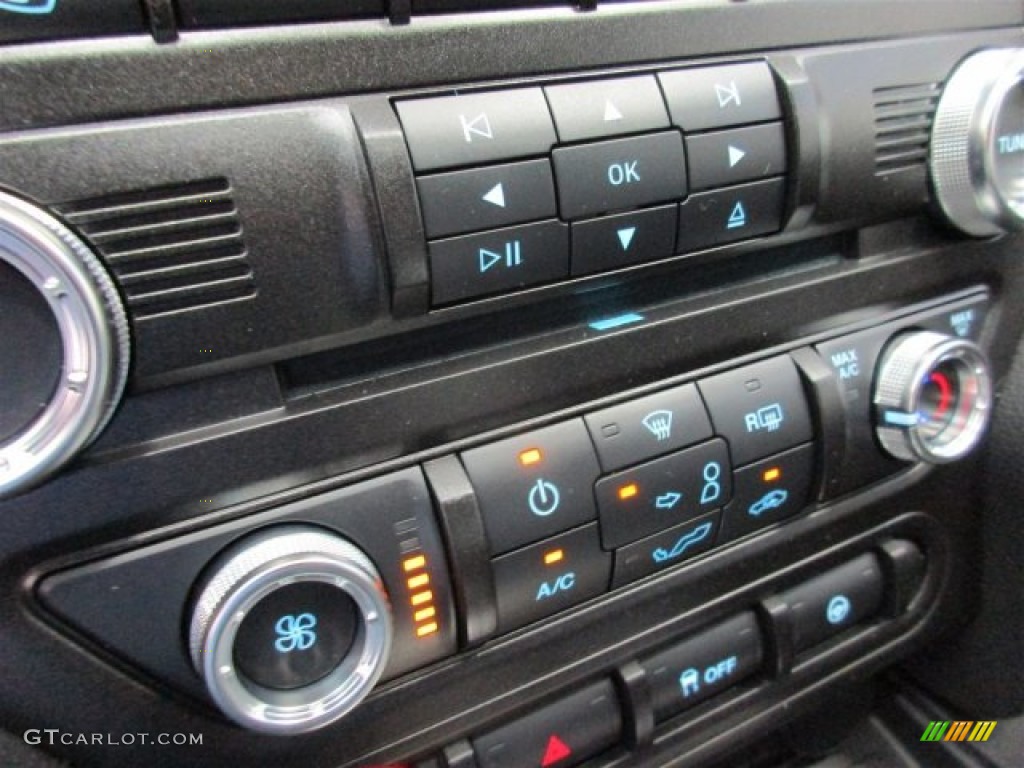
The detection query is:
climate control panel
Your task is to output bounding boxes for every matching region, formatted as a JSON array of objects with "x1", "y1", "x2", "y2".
[{"x1": 34, "y1": 290, "x2": 993, "y2": 737}]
